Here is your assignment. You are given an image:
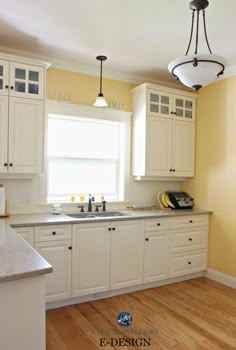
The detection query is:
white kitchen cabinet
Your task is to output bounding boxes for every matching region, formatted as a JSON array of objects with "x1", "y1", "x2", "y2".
[
  {"x1": 0, "y1": 54, "x2": 48, "y2": 174},
  {"x1": 35, "y1": 240, "x2": 72, "y2": 302},
  {"x1": 147, "y1": 88, "x2": 195, "y2": 122},
  {"x1": 14, "y1": 226, "x2": 34, "y2": 246},
  {"x1": 35, "y1": 224, "x2": 72, "y2": 302},
  {"x1": 72, "y1": 222, "x2": 111, "y2": 297},
  {"x1": 144, "y1": 218, "x2": 170, "y2": 283},
  {"x1": 169, "y1": 215, "x2": 208, "y2": 278},
  {"x1": 0, "y1": 59, "x2": 45, "y2": 100},
  {"x1": 110, "y1": 220, "x2": 144, "y2": 290},
  {"x1": 132, "y1": 83, "x2": 196, "y2": 179}
]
